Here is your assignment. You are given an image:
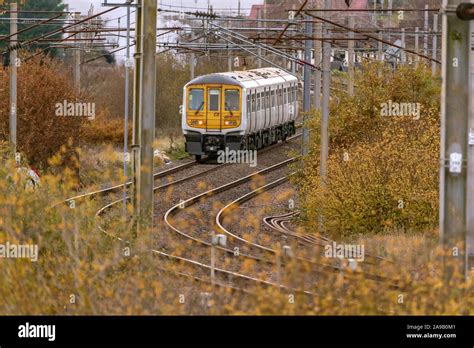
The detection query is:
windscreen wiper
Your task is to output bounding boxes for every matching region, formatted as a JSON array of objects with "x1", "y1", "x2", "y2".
[
  {"x1": 195, "y1": 102, "x2": 204, "y2": 115},
  {"x1": 225, "y1": 103, "x2": 234, "y2": 116}
]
